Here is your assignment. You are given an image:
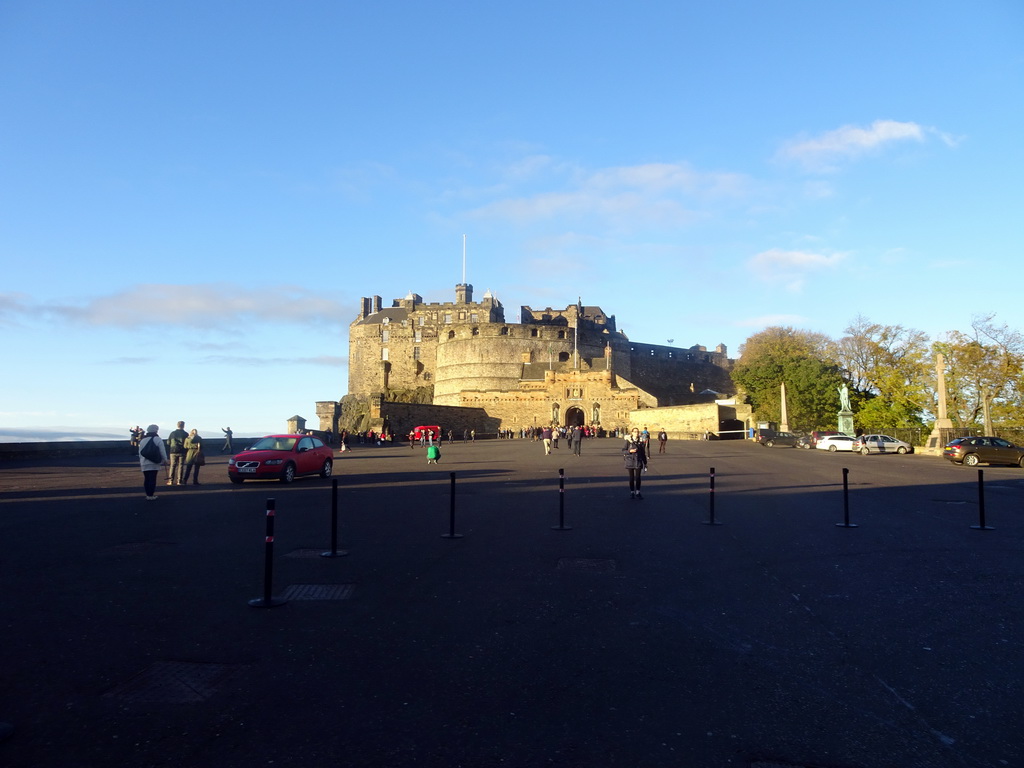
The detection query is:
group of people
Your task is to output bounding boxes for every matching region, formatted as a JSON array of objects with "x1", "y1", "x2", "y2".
[
  {"x1": 135, "y1": 423, "x2": 234, "y2": 499},
  {"x1": 539, "y1": 425, "x2": 587, "y2": 456}
]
